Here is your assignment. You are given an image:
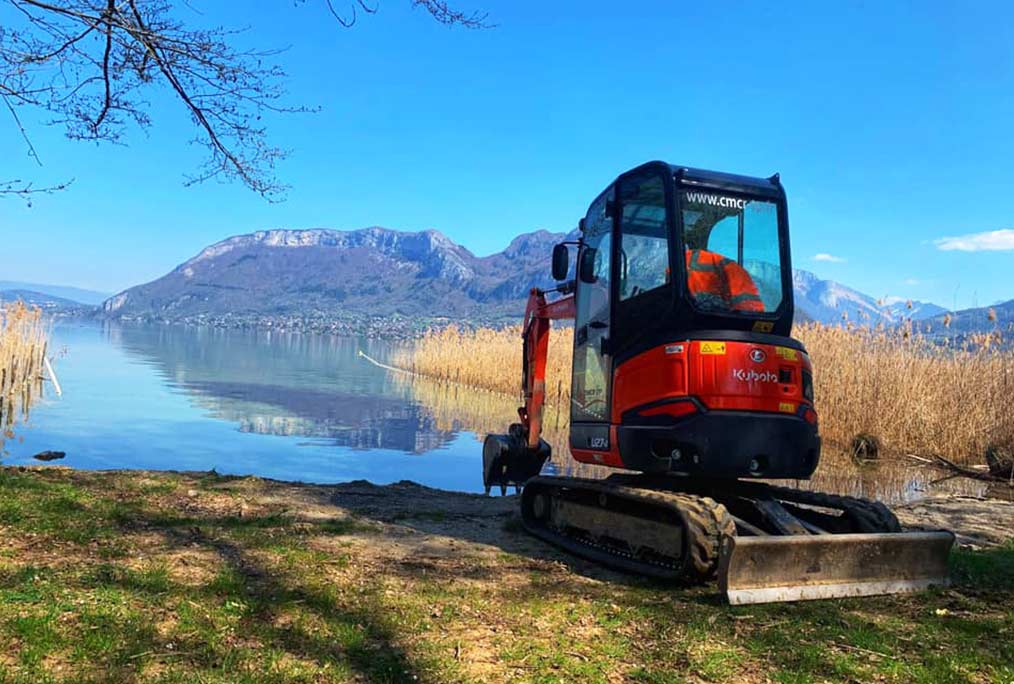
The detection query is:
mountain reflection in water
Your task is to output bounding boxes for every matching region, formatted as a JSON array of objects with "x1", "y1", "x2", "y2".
[{"x1": 109, "y1": 323, "x2": 456, "y2": 453}]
